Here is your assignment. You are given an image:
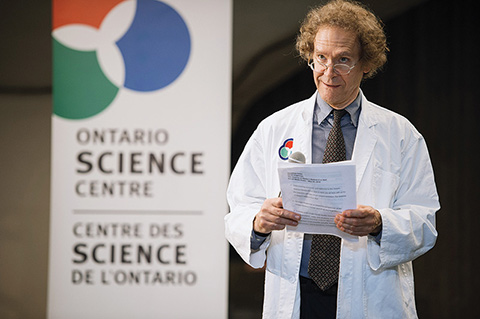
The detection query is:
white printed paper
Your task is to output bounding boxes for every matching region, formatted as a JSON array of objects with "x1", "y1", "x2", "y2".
[{"x1": 279, "y1": 161, "x2": 357, "y2": 240}]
